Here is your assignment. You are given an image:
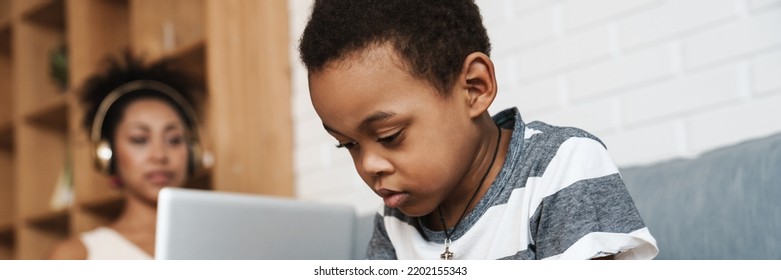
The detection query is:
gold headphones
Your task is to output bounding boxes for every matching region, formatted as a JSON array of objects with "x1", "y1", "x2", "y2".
[{"x1": 90, "y1": 80, "x2": 203, "y2": 176}]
